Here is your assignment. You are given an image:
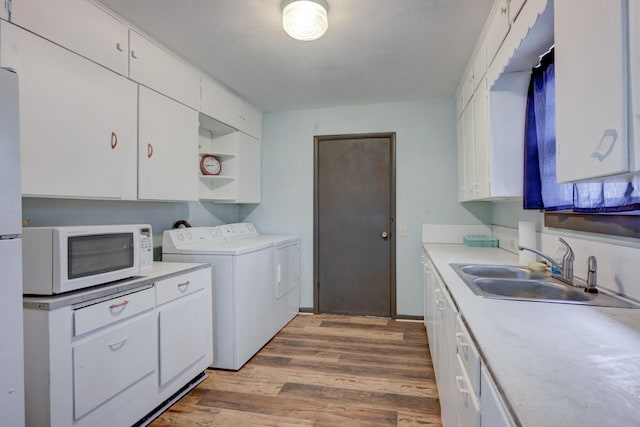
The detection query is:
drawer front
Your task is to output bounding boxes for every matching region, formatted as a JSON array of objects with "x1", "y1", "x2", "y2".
[
  {"x1": 73, "y1": 313, "x2": 156, "y2": 419},
  {"x1": 455, "y1": 355, "x2": 481, "y2": 427},
  {"x1": 456, "y1": 316, "x2": 481, "y2": 395},
  {"x1": 155, "y1": 271, "x2": 205, "y2": 306},
  {"x1": 74, "y1": 287, "x2": 155, "y2": 336}
]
